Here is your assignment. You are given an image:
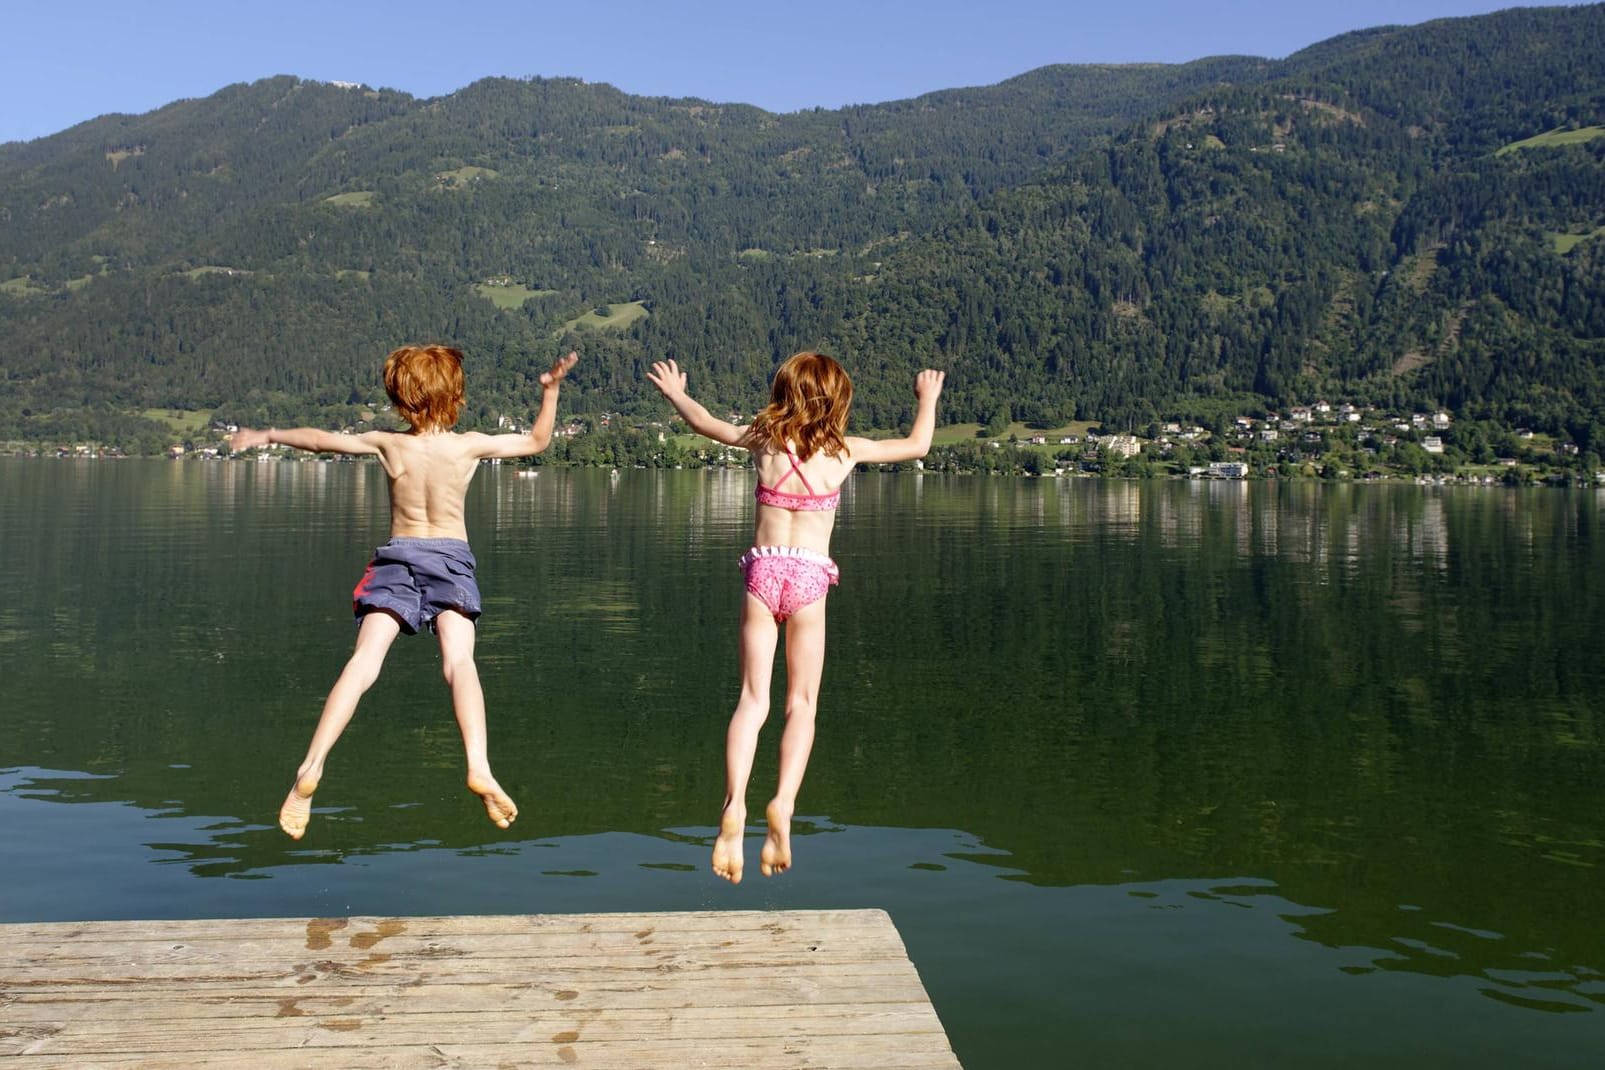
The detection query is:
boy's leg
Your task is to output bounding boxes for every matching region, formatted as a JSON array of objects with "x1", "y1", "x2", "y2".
[
  {"x1": 280, "y1": 611, "x2": 403, "y2": 839},
  {"x1": 762, "y1": 593, "x2": 828, "y2": 877},
  {"x1": 714, "y1": 594, "x2": 780, "y2": 883},
  {"x1": 434, "y1": 609, "x2": 517, "y2": 830}
]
